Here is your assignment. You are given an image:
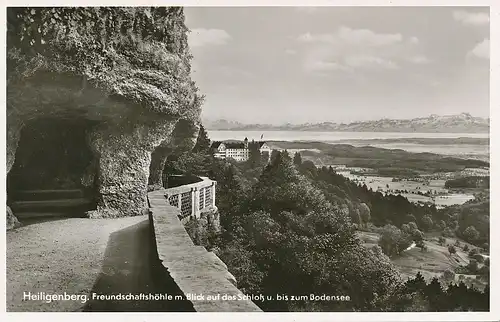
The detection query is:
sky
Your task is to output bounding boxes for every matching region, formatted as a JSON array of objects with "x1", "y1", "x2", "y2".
[{"x1": 184, "y1": 6, "x2": 490, "y2": 124}]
